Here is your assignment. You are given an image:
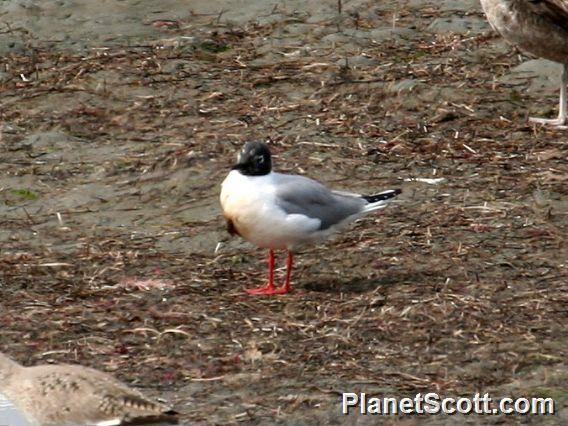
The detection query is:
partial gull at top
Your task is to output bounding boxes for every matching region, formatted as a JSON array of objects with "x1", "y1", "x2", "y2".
[{"x1": 480, "y1": 0, "x2": 568, "y2": 128}]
